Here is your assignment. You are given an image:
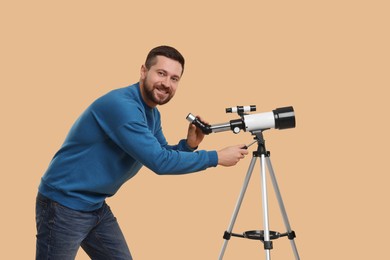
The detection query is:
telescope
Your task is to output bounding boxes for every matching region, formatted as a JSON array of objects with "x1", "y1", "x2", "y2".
[
  {"x1": 187, "y1": 105, "x2": 299, "y2": 259},
  {"x1": 186, "y1": 106, "x2": 295, "y2": 134}
]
